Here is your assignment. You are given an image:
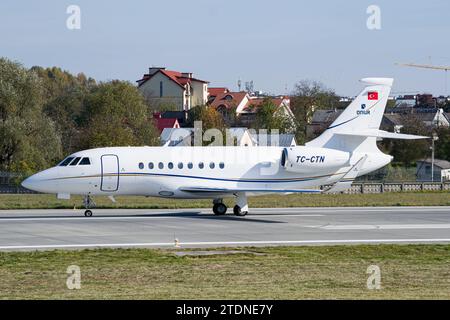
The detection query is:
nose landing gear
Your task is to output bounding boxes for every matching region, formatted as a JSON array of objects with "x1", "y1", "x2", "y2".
[
  {"x1": 83, "y1": 195, "x2": 95, "y2": 217},
  {"x1": 233, "y1": 192, "x2": 248, "y2": 216}
]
